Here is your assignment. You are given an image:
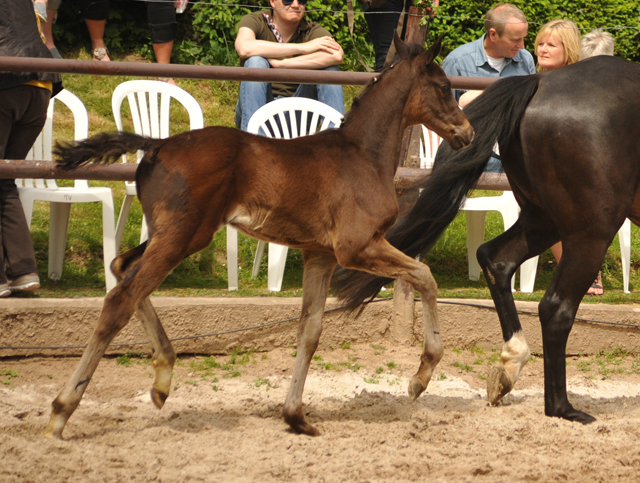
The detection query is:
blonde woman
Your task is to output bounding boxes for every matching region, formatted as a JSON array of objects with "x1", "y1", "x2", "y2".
[{"x1": 535, "y1": 19, "x2": 581, "y2": 72}]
